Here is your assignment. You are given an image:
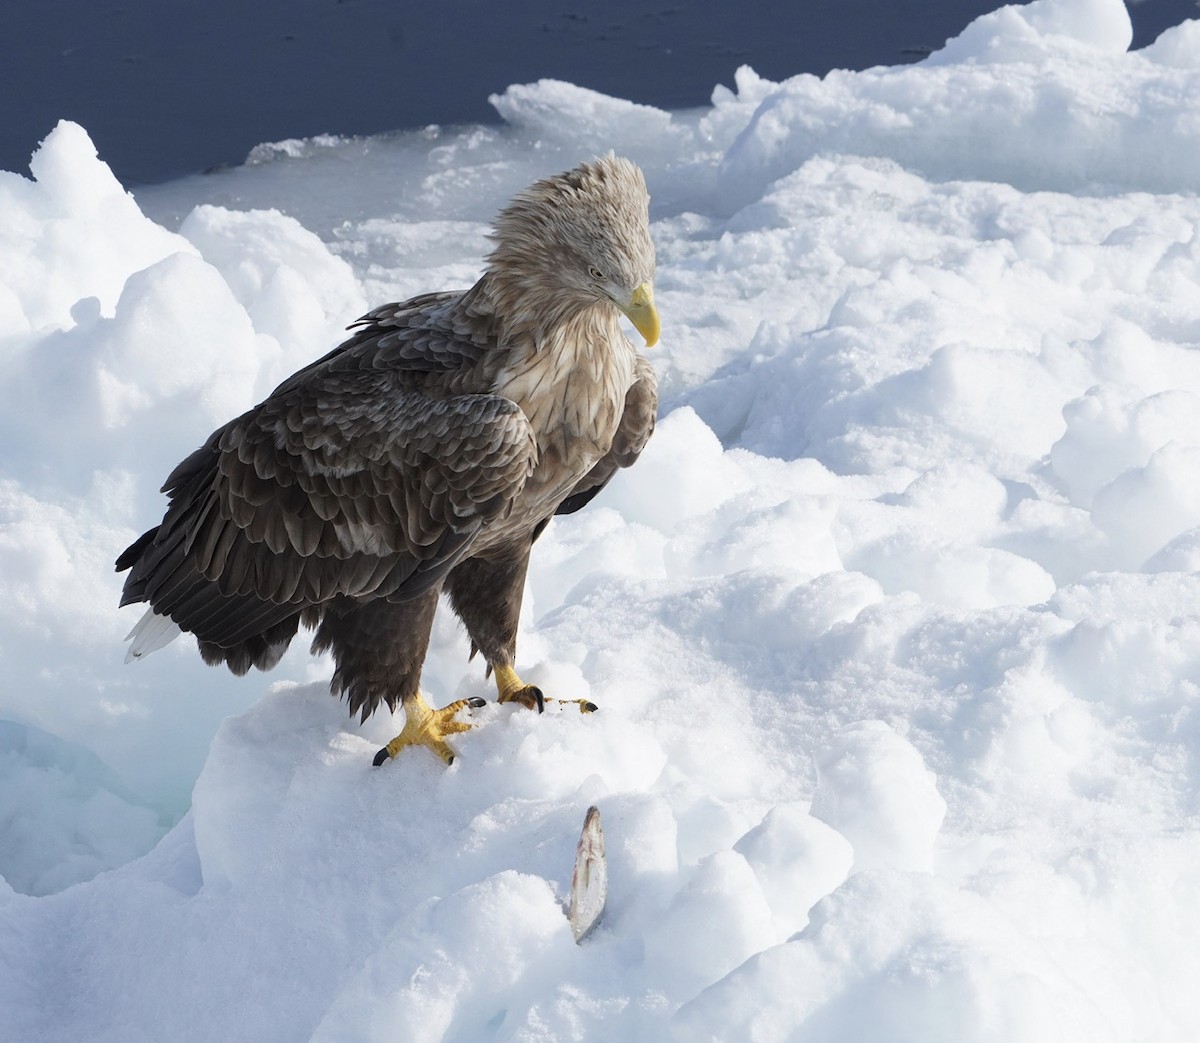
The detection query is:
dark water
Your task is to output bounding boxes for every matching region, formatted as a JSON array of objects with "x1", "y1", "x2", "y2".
[{"x1": 2, "y1": 0, "x2": 1194, "y2": 186}]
